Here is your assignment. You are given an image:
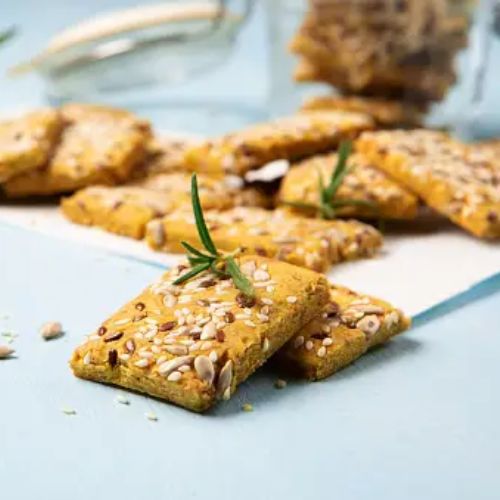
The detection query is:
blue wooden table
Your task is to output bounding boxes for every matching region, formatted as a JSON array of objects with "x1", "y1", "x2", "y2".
[{"x1": 0, "y1": 3, "x2": 499, "y2": 500}]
